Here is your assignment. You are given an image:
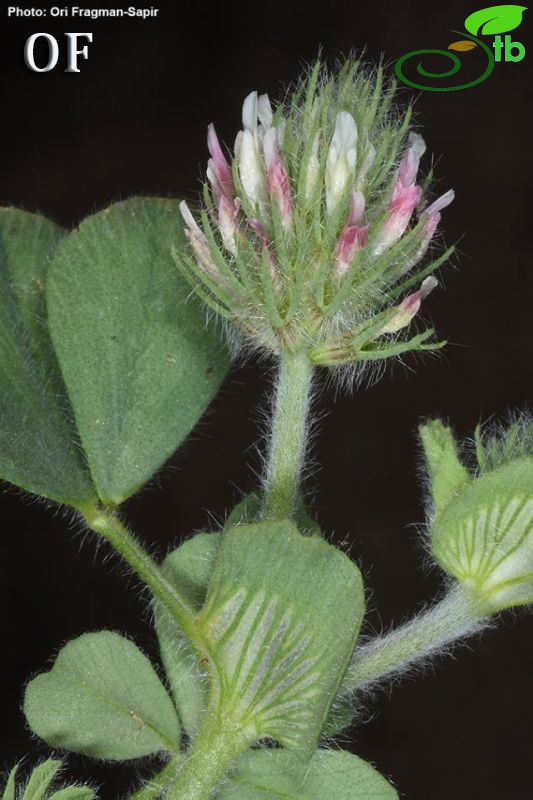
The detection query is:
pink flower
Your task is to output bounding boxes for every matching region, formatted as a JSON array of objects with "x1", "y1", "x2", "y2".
[
  {"x1": 217, "y1": 195, "x2": 241, "y2": 256},
  {"x1": 263, "y1": 127, "x2": 293, "y2": 231},
  {"x1": 249, "y1": 218, "x2": 279, "y2": 286},
  {"x1": 398, "y1": 133, "x2": 426, "y2": 187},
  {"x1": 381, "y1": 276, "x2": 438, "y2": 334},
  {"x1": 373, "y1": 133, "x2": 426, "y2": 255},
  {"x1": 334, "y1": 190, "x2": 368, "y2": 277},
  {"x1": 206, "y1": 124, "x2": 234, "y2": 202},
  {"x1": 406, "y1": 189, "x2": 456, "y2": 268},
  {"x1": 424, "y1": 189, "x2": 456, "y2": 238}
]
